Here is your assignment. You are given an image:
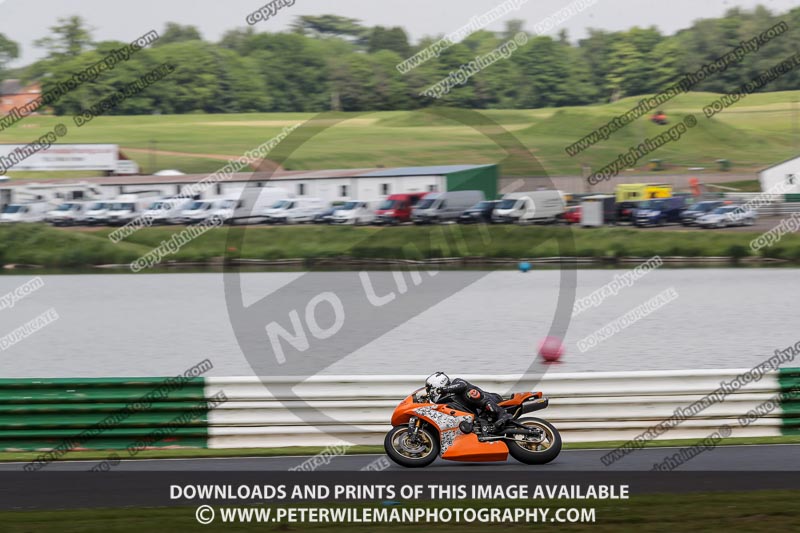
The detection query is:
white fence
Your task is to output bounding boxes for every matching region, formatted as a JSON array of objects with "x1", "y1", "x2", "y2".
[
  {"x1": 721, "y1": 192, "x2": 800, "y2": 216},
  {"x1": 204, "y1": 369, "x2": 790, "y2": 448}
]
